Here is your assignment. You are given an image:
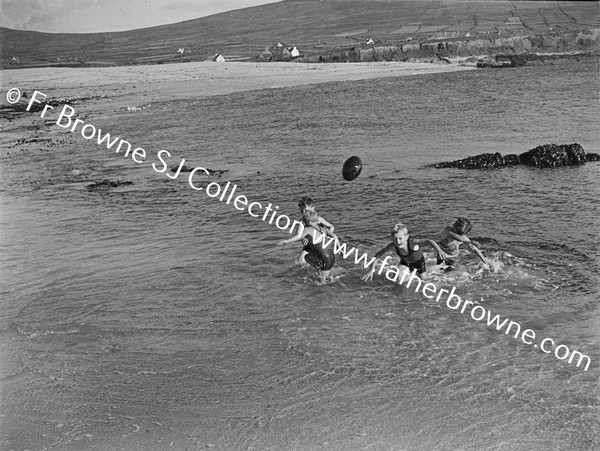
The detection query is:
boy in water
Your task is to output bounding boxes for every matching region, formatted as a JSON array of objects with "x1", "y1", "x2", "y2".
[
  {"x1": 278, "y1": 210, "x2": 337, "y2": 282},
  {"x1": 437, "y1": 217, "x2": 488, "y2": 265},
  {"x1": 362, "y1": 223, "x2": 446, "y2": 281},
  {"x1": 295, "y1": 197, "x2": 337, "y2": 266},
  {"x1": 298, "y1": 197, "x2": 334, "y2": 233}
]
